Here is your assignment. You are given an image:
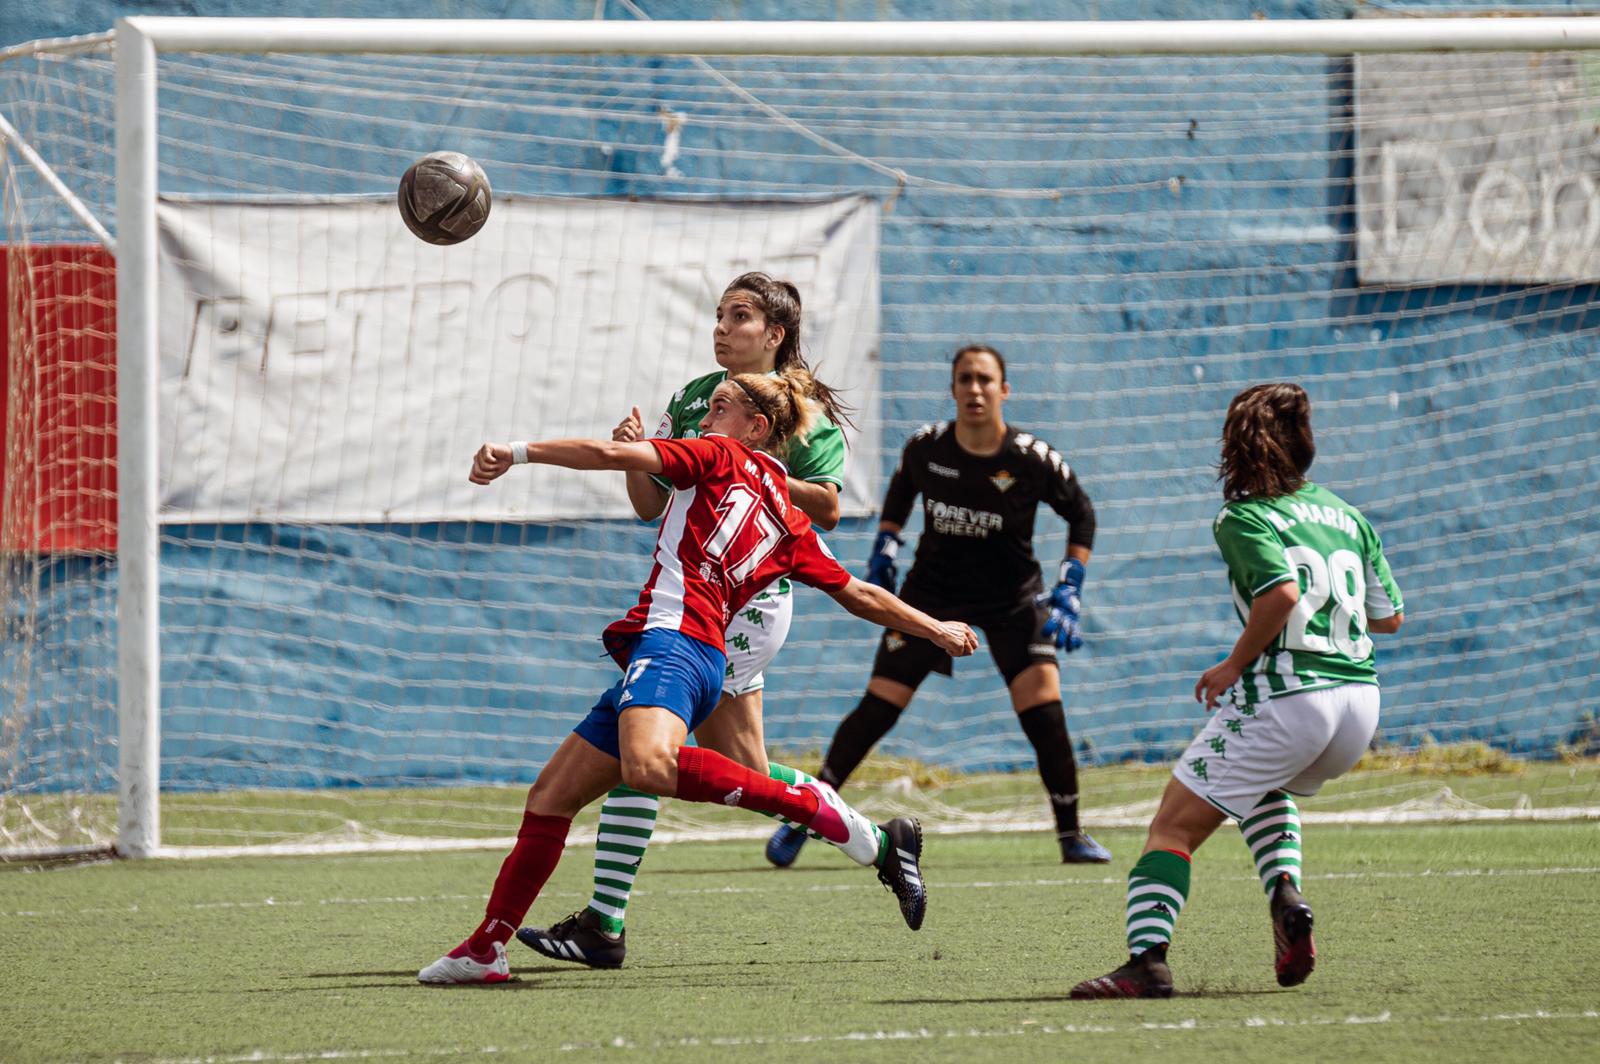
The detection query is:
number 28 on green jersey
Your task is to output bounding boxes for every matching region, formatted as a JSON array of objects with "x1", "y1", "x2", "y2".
[{"x1": 1212, "y1": 482, "x2": 1404, "y2": 705}]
